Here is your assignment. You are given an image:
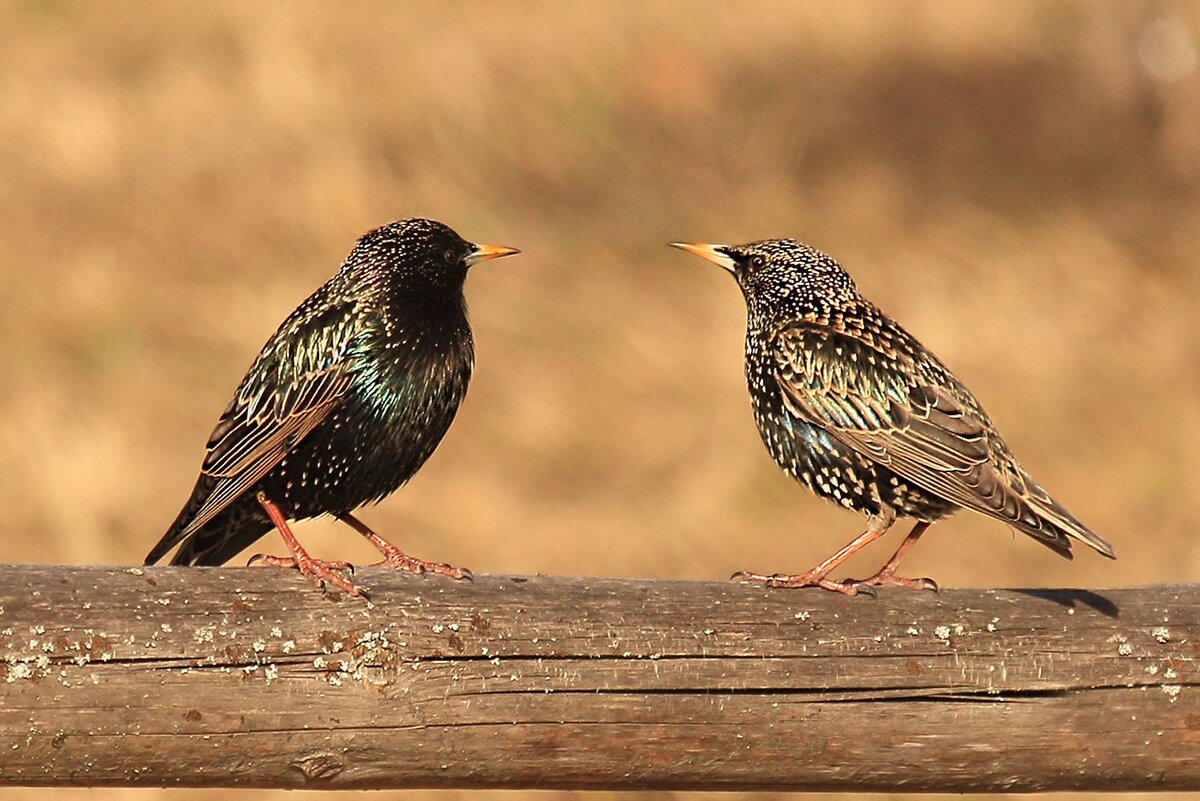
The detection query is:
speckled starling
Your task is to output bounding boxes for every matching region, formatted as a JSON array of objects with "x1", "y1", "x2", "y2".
[
  {"x1": 145, "y1": 219, "x2": 519, "y2": 596},
  {"x1": 671, "y1": 239, "x2": 1114, "y2": 595}
]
